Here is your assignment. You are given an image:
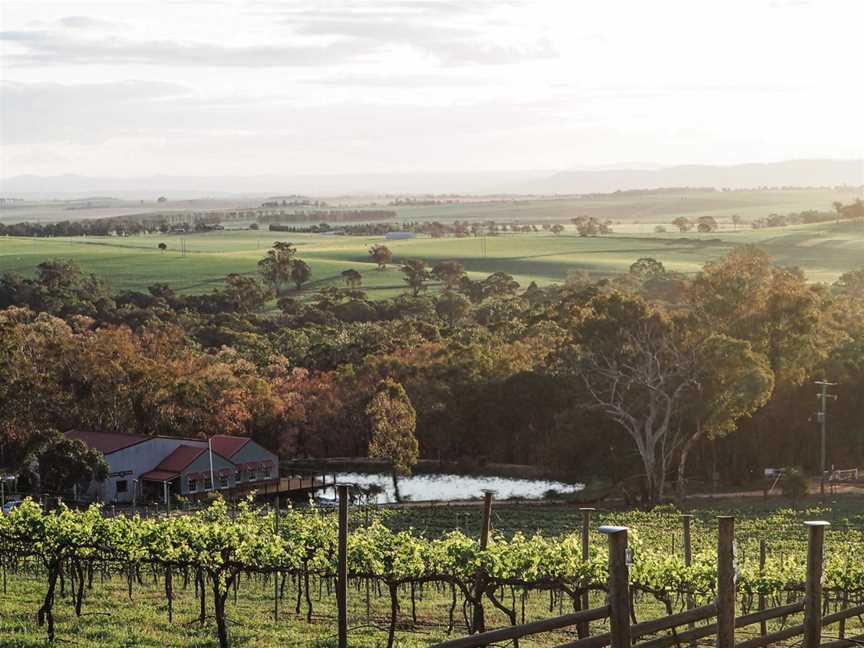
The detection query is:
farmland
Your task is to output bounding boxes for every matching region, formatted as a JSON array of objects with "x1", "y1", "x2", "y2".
[
  {"x1": 1, "y1": 215, "x2": 863, "y2": 299},
  {"x1": 0, "y1": 188, "x2": 861, "y2": 298}
]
